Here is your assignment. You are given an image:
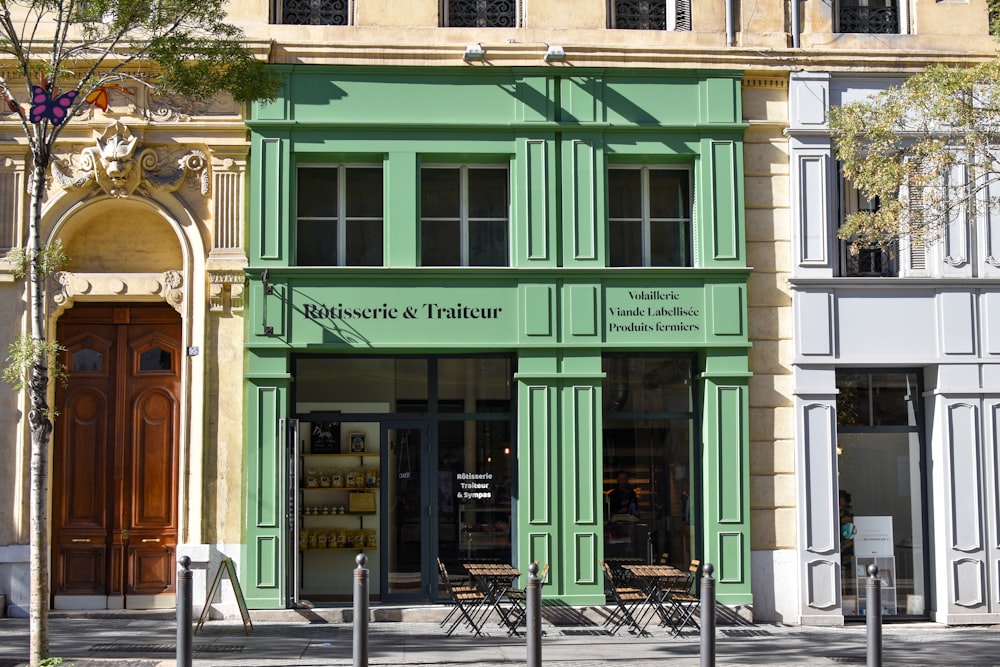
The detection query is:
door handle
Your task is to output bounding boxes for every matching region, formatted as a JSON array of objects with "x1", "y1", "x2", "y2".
[
  {"x1": 71, "y1": 538, "x2": 90, "y2": 543},
  {"x1": 142, "y1": 538, "x2": 161, "y2": 543}
]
